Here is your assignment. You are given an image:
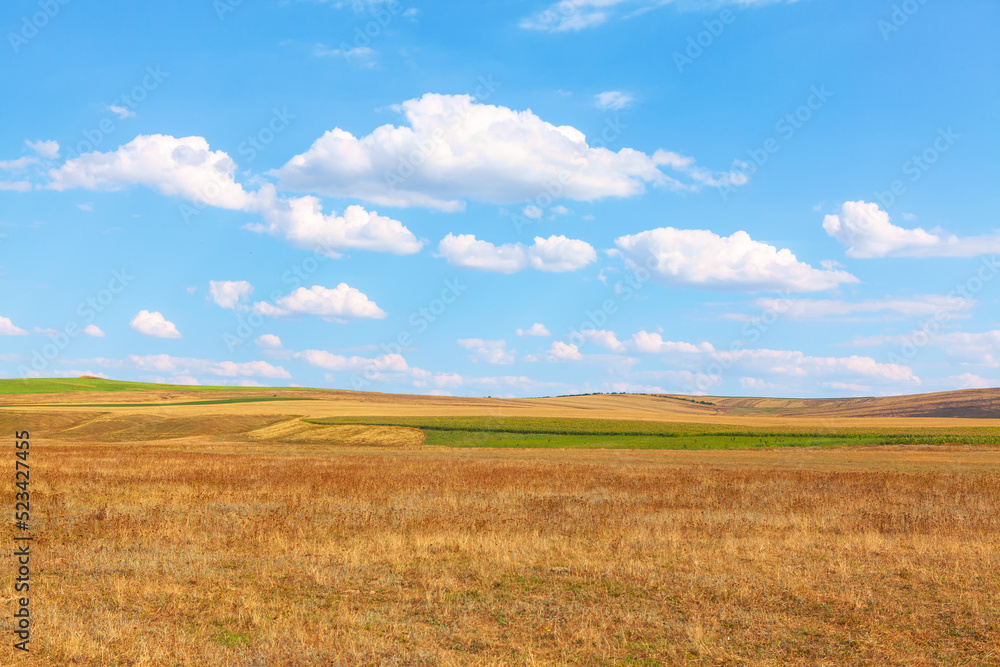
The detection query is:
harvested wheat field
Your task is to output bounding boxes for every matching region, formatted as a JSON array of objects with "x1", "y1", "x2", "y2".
[{"x1": 2, "y1": 380, "x2": 999, "y2": 665}]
